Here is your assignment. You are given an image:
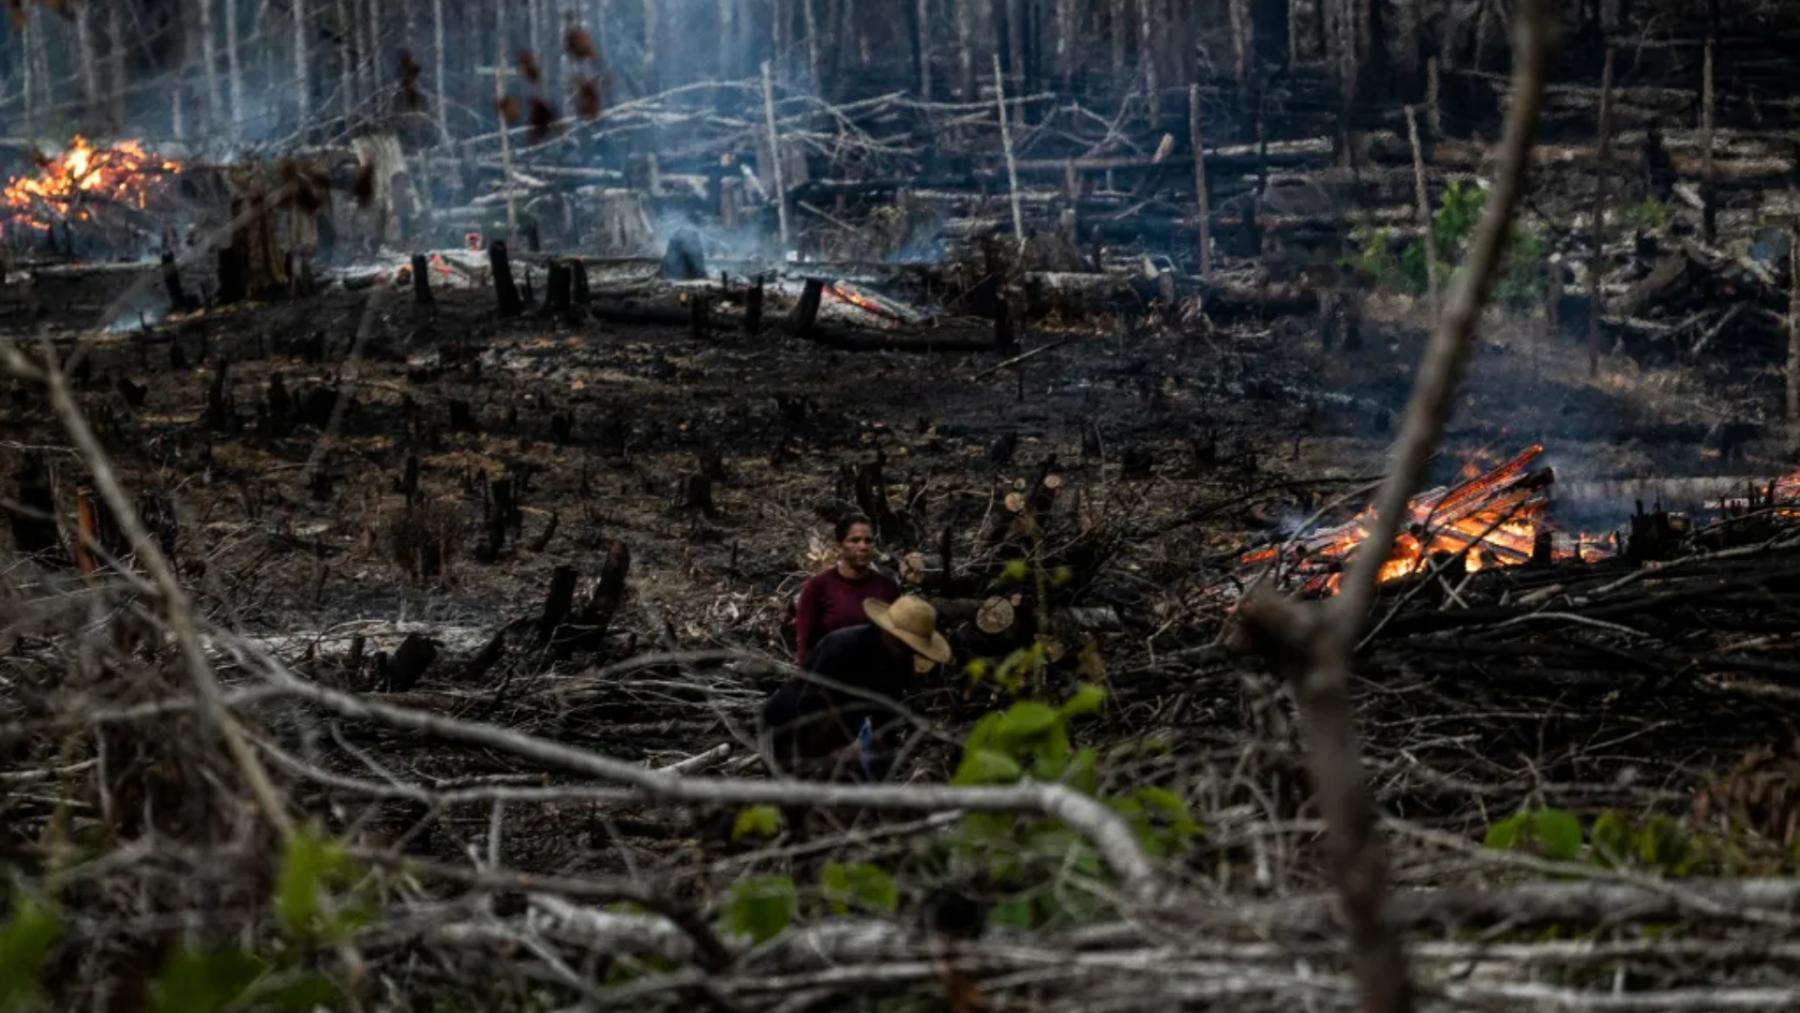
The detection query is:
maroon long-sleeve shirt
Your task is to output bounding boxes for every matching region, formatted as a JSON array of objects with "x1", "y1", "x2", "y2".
[{"x1": 793, "y1": 566, "x2": 901, "y2": 666}]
